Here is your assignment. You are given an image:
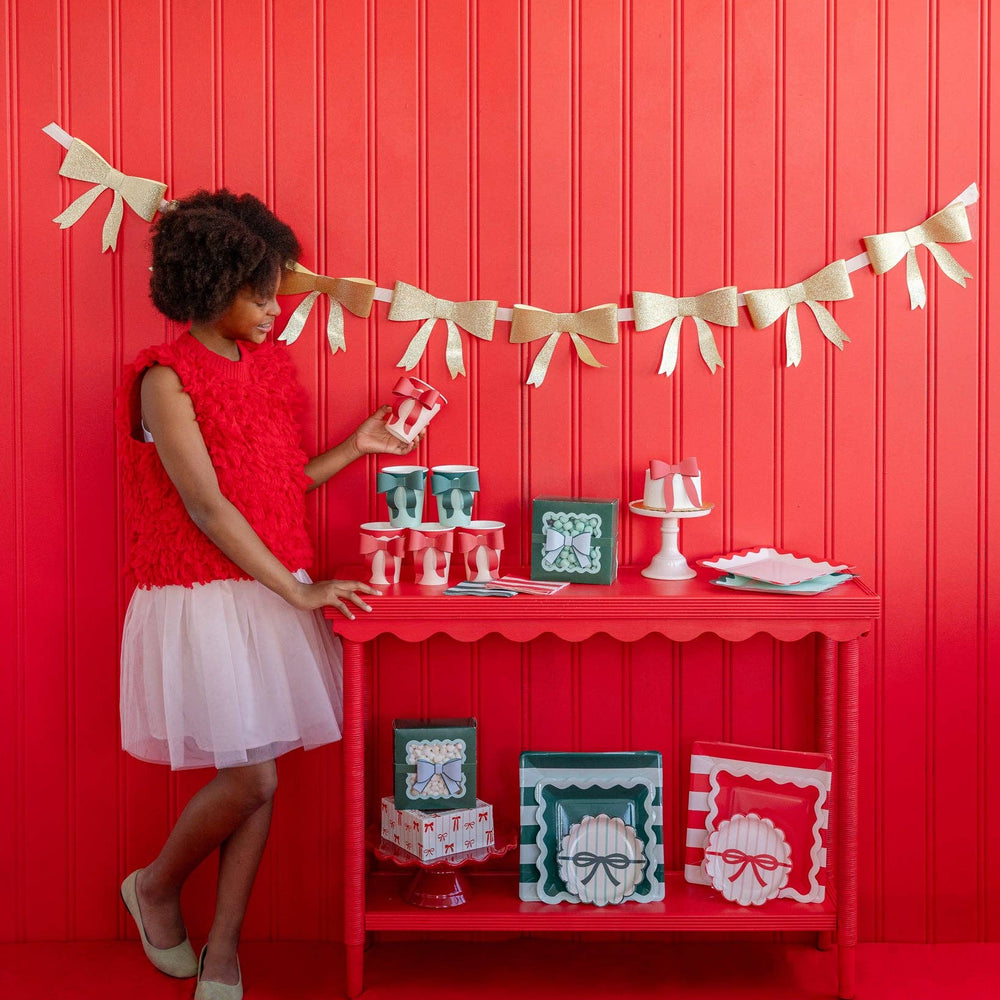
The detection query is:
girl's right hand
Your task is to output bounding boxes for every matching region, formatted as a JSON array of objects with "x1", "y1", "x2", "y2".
[{"x1": 290, "y1": 579, "x2": 382, "y2": 619}]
